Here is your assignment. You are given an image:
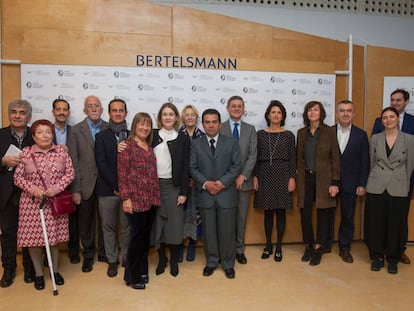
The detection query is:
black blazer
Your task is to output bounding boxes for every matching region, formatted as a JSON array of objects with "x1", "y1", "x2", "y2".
[
  {"x1": 95, "y1": 128, "x2": 128, "y2": 196},
  {"x1": 153, "y1": 129, "x2": 190, "y2": 196},
  {"x1": 0, "y1": 126, "x2": 34, "y2": 209},
  {"x1": 334, "y1": 124, "x2": 370, "y2": 194}
]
